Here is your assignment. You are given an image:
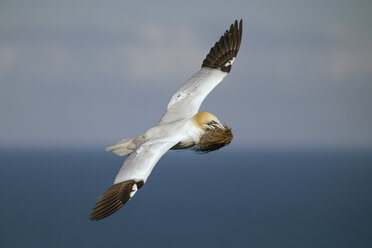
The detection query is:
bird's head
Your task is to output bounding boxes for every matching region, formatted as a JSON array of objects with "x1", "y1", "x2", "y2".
[
  {"x1": 192, "y1": 112, "x2": 224, "y2": 131},
  {"x1": 192, "y1": 112, "x2": 233, "y2": 153}
]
